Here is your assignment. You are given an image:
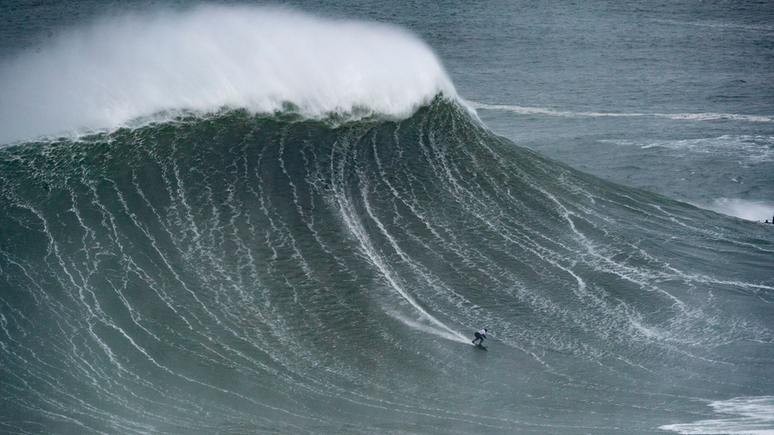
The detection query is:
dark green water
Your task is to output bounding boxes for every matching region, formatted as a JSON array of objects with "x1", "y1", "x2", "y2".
[
  {"x1": 1, "y1": 100, "x2": 772, "y2": 434},
  {"x1": 1, "y1": 2, "x2": 774, "y2": 434}
]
